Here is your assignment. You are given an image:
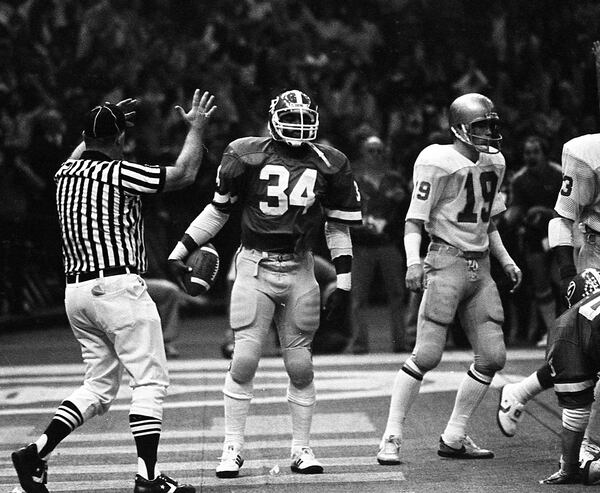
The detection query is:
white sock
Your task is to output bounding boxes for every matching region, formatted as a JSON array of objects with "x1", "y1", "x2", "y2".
[
  {"x1": 510, "y1": 372, "x2": 544, "y2": 405},
  {"x1": 34, "y1": 435, "x2": 48, "y2": 456},
  {"x1": 223, "y1": 394, "x2": 251, "y2": 449},
  {"x1": 382, "y1": 359, "x2": 423, "y2": 440},
  {"x1": 442, "y1": 365, "x2": 491, "y2": 443},
  {"x1": 137, "y1": 457, "x2": 161, "y2": 480},
  {"x1": 288, "y1": 382, "x2": 316, "y2": 454}
]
